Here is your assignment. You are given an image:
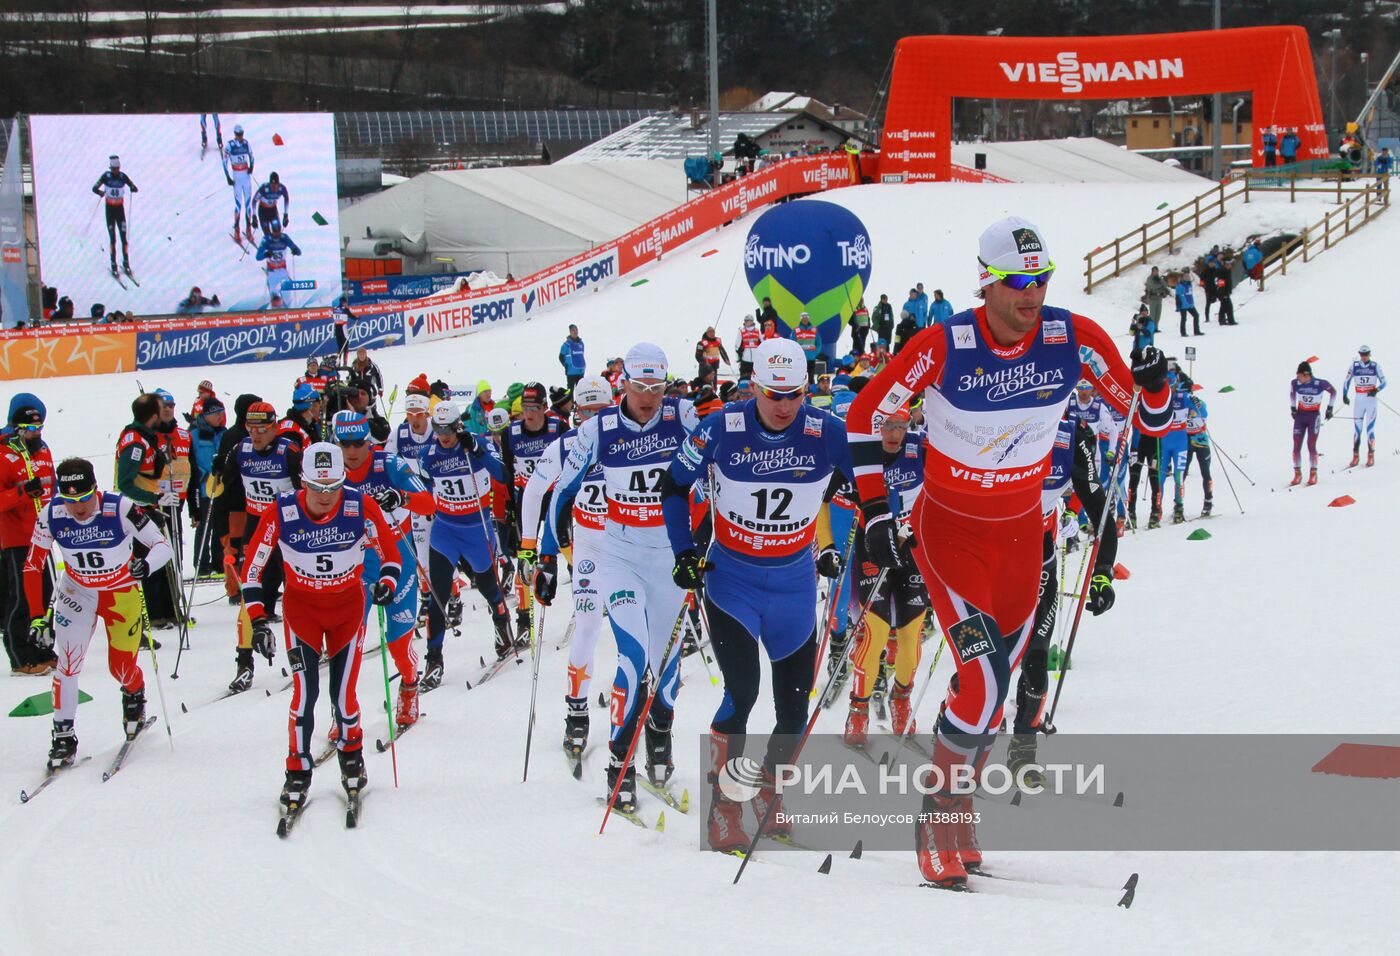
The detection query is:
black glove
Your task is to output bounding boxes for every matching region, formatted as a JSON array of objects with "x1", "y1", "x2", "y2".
[
  {"x1": 1325, "y1": 406, "x2": 1334, "y2": 421},
  {"x1": 373, "y1": 488, "x2": 405, "y2": 513},
  {"x1": 21, "y1": 476, "x2": 43, "y2": 498},
  {"x1": 128, "y1": 557, "x2": 148, "y2": 580},
  {"x1": 1290, "y1": 407, "x2": 1298, "y2": 420},
  {"x1": 1130, "y1": 346, "x2": 1168, "y2": 391},
  {"x1": 672, "y1": 549, "x2": 708, "y2": 590},
  {"x1": 282, "y1": 214, "x2": 289, "y2": 228},
  {"x1": 225, "y1": 176, "x2": 234, "y2": 186},
  {"x1": 533, "y1": 552, "x2": 558, "y2": 606},
  {"x1": 370, "y1": 577, "x2": 396, "y2": 606},
  {"x1": 861, "y1": 503, "x2": 906, "y2": 572},
  {"x1": 1086, "y1": 574, "x2": 1116, "y2": 616},
  {"x1": 251, "y1": 617, "x2": 277, "y2": 663},
  {"x1": 1343, "y1": 394, "x2": 1351, "y2": 406},
  {"x1": 29, "y1": 615, "x2": 53, "y2": 650},
  {"x1": 455, "y1": 429, "x2": 478, "y2": 453},
  {"x1": 816, "y1": 545, "x2": 843, "y2": 579}
]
